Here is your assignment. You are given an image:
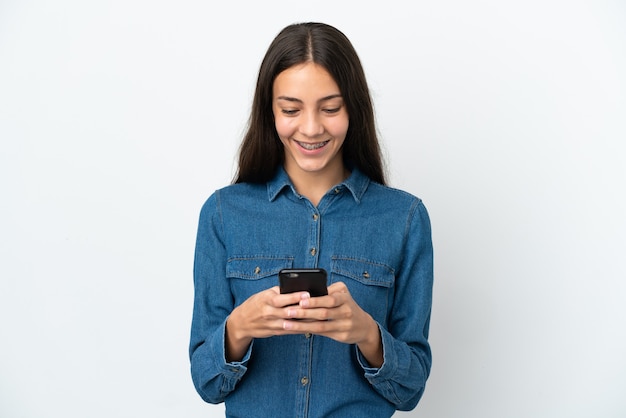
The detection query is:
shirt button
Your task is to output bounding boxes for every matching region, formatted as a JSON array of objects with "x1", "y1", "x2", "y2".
[
  {"x1": 310, "y1": 248, "x2": 316, "y2": 256},
  {"x1": 305, "y1": 333, "x2": 312, "y2": 338},
  {"x1": 301, "y1": 377, "x2": 309, "y2": 386},
  {"x1": 334, "y1": 188, "x2": 340, "y2": 194},
  {"x1": 254, "y1": 266, "x2": 261, "y2": 274},
  {"x1": 312, "y1": 213, "x2": 319, "y2": 221}
]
